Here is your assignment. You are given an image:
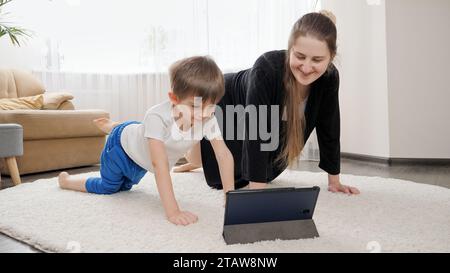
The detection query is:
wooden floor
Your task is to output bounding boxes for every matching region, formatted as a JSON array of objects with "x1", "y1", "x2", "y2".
[{"x1": 1, "y1": 158, "x2": 449, "y2": 253}]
